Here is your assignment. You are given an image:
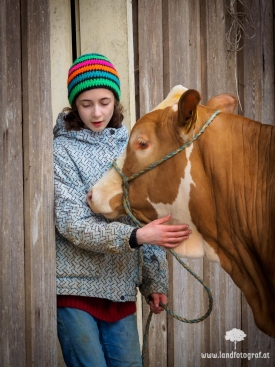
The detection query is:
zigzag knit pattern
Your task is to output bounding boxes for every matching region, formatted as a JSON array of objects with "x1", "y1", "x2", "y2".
[
  {"x1": 53, "y1": 114, "x2": 168, "y2": 302},
  {"x1": 67, "y1": 53, "x2": 121, "y2": 105}
]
